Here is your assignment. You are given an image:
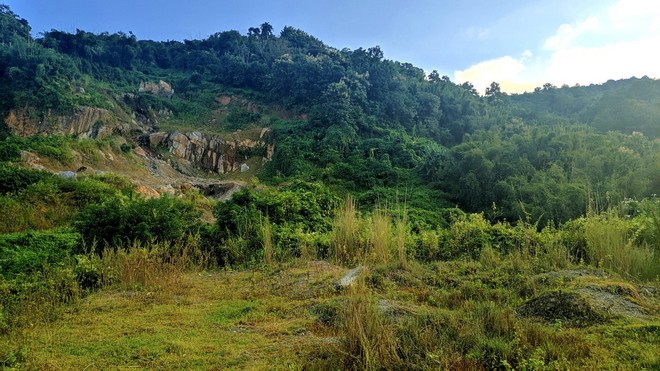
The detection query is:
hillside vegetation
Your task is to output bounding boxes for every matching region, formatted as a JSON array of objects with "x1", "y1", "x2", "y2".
[{"x1": 0, "y1": 5, "x2": 659, "y2": 369}]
